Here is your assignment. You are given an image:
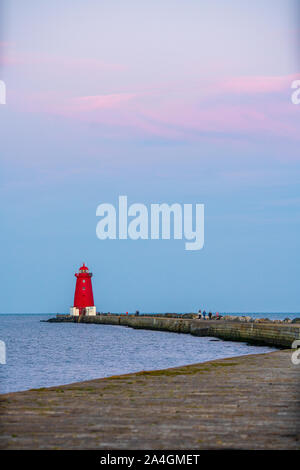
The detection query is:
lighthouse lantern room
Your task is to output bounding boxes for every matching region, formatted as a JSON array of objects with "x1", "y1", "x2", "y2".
[{"x1": 70, "y1": 263, "x2": 96, "y2": 316}]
